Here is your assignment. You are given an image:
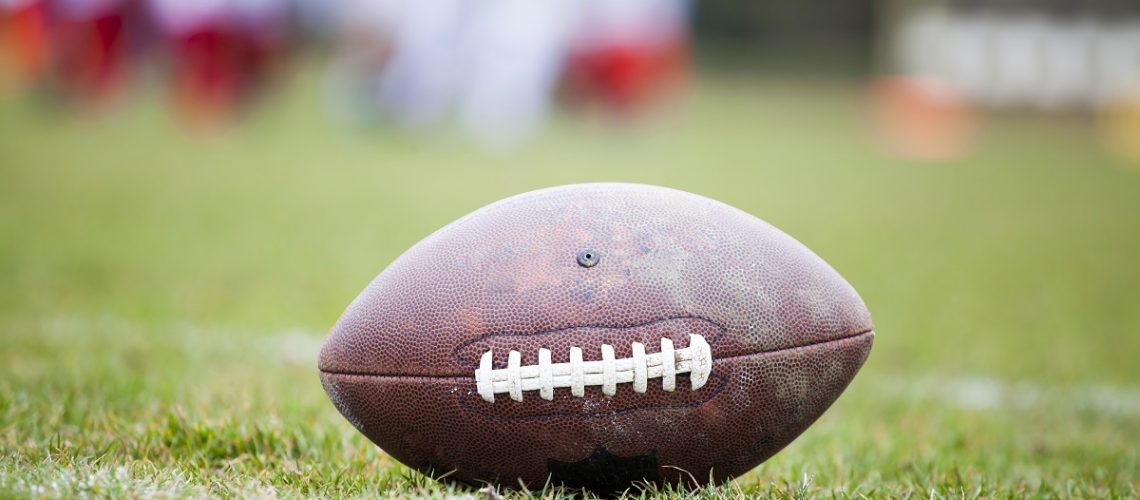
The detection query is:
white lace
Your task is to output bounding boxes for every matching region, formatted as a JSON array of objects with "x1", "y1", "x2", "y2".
[{"x1": 474, "y1": 334, "x2": 712, "y2": 403}]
